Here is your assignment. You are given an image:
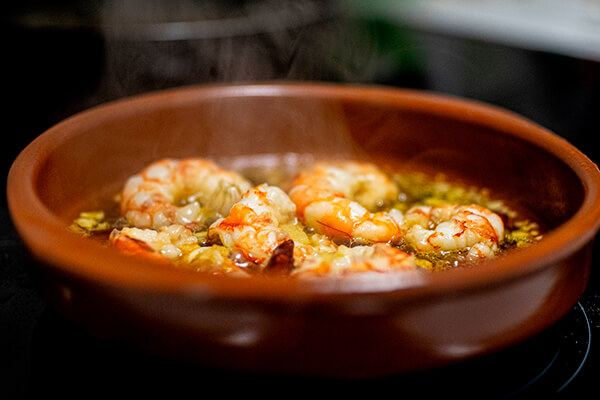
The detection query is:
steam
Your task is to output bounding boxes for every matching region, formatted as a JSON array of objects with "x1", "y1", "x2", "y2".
[
  {"x1": 94, "y1": 0, "x2": 370, "y2": 100},
  {"x1": 87, "y1": 0, "x2": 376, "y2": 166}
]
